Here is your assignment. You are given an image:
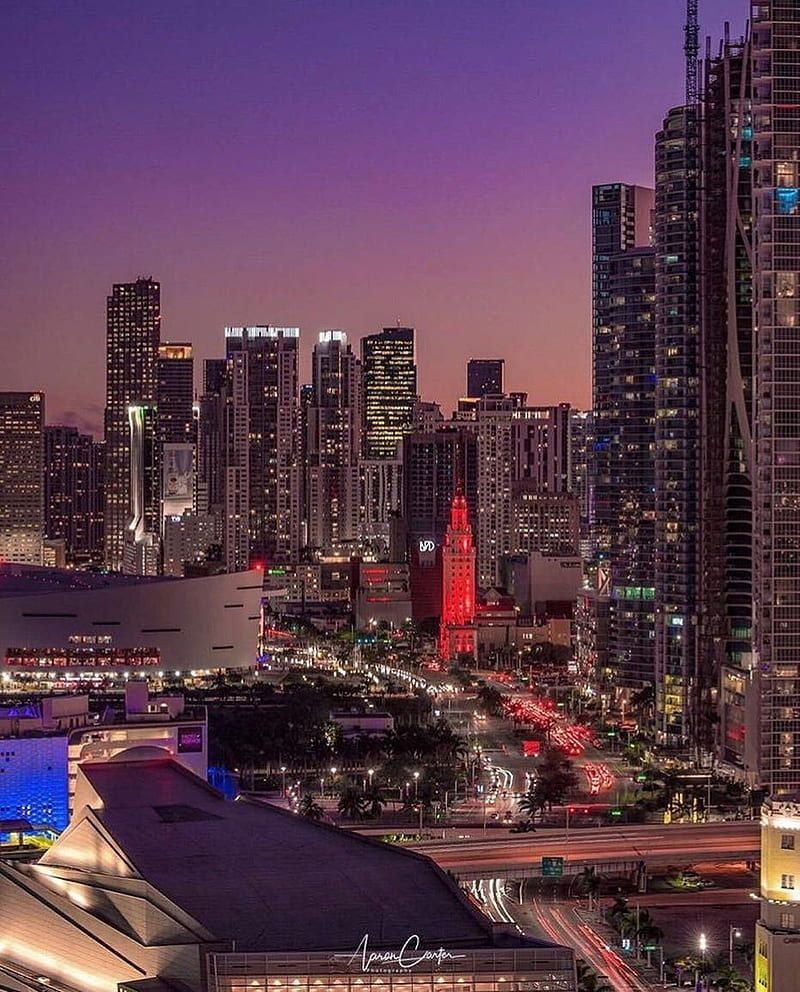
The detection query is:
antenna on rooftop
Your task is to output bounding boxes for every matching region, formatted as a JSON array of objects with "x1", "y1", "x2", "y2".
[{"x1": 685, "y1": 0, "x2": 699, "y2": 106}]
